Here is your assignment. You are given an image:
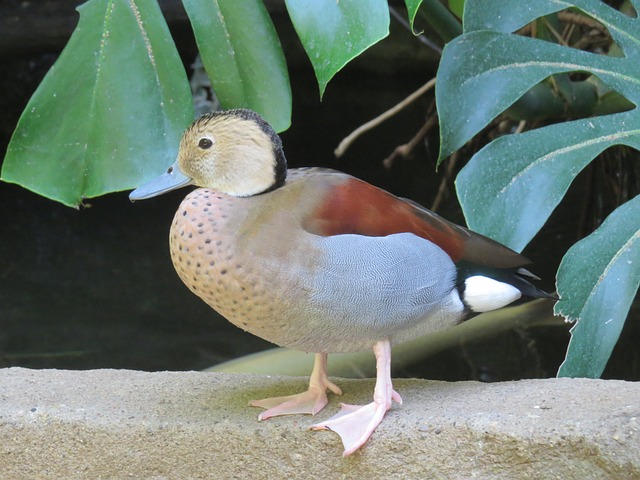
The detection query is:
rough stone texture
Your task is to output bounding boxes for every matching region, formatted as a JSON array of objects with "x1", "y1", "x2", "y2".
[{"x1": 0, "y1": 368, "x2": 638, "y2": 479}]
